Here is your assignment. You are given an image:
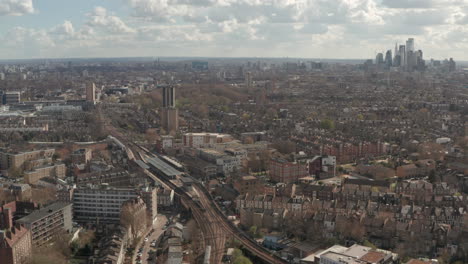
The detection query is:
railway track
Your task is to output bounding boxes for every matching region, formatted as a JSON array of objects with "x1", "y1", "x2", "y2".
[
  {"x1": 102, "y1": 125, "x2": 287, "y2": 264},
  {"x1": 133, "y1": 145, "x2": 287, "y2": 264}
]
